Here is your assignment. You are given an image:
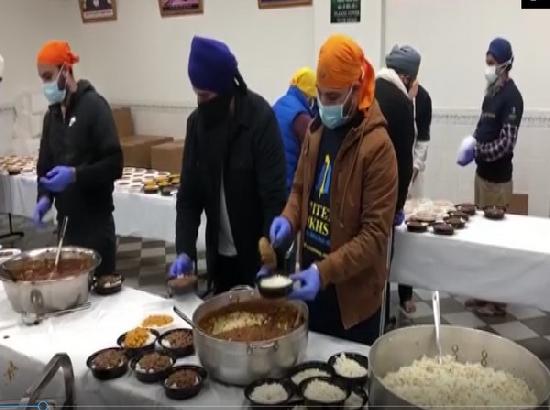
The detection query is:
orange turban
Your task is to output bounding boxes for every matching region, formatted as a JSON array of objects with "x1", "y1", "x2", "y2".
[
  {"x1": 317, "y1": 34, "x2": 375, "y2": 110},
  {"x1": 37, "y1": 41, "x2": 79, "y2": 66}
]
